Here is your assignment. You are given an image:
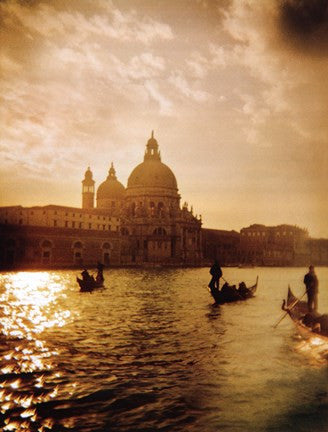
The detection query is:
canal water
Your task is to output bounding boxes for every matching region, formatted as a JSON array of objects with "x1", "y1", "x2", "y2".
[{"x1": 0, "y1": 267, "x2": 327, "y2": 432}]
